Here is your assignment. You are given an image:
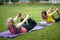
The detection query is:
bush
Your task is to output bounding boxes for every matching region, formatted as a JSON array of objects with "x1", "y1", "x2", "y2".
[
  {"x1": 10, "y1": 0, "x2": 19, "y2": 4},
  {"x1": 4, "y1": 0, "x2": 9, "y2": 5},
  {"x1": 40, "y1": 0, "x2": 49, "y2": 1},
  {"x1": 5, "y1": 0, "x2": 9, "y2": 2},
  {"x1": 0, "y1": 0, "x2": 4, "y2": 5},
  {"x1": 29, "y1": 0, "x2": 40, "y2": 3}
]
